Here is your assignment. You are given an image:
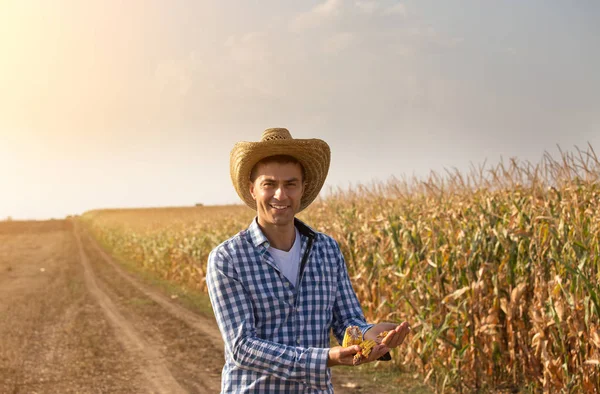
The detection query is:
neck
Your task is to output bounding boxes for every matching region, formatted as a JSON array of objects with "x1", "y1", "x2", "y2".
[{"x1": 257, "y1": 218, "x2": 296, "y2": 251}]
